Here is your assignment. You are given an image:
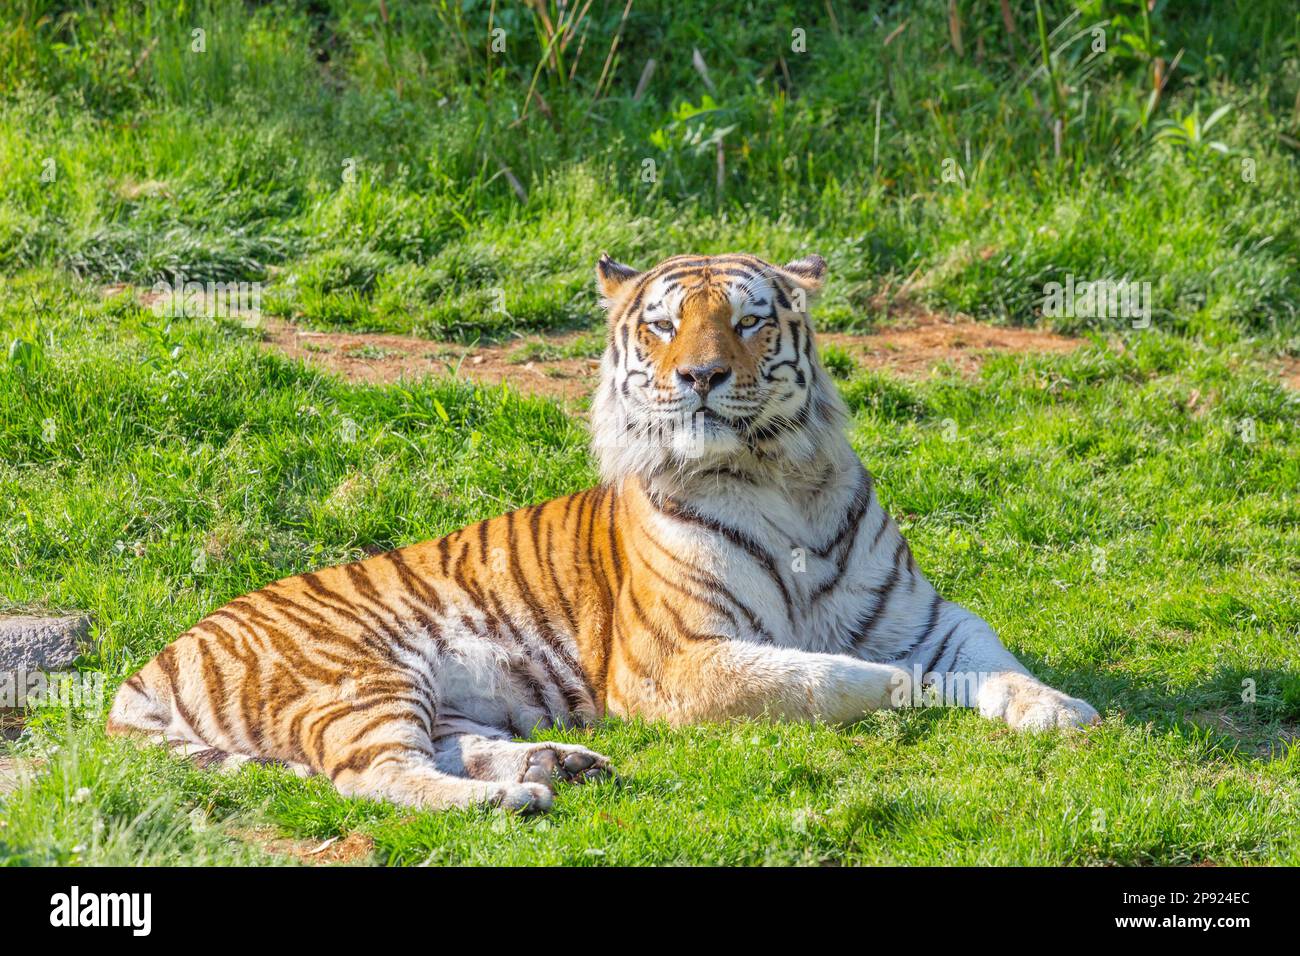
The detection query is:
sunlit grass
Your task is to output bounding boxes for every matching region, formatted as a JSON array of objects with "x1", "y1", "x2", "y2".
[{"x1": 0, "y1": 275, "x2": 1295, "y2": 865}]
